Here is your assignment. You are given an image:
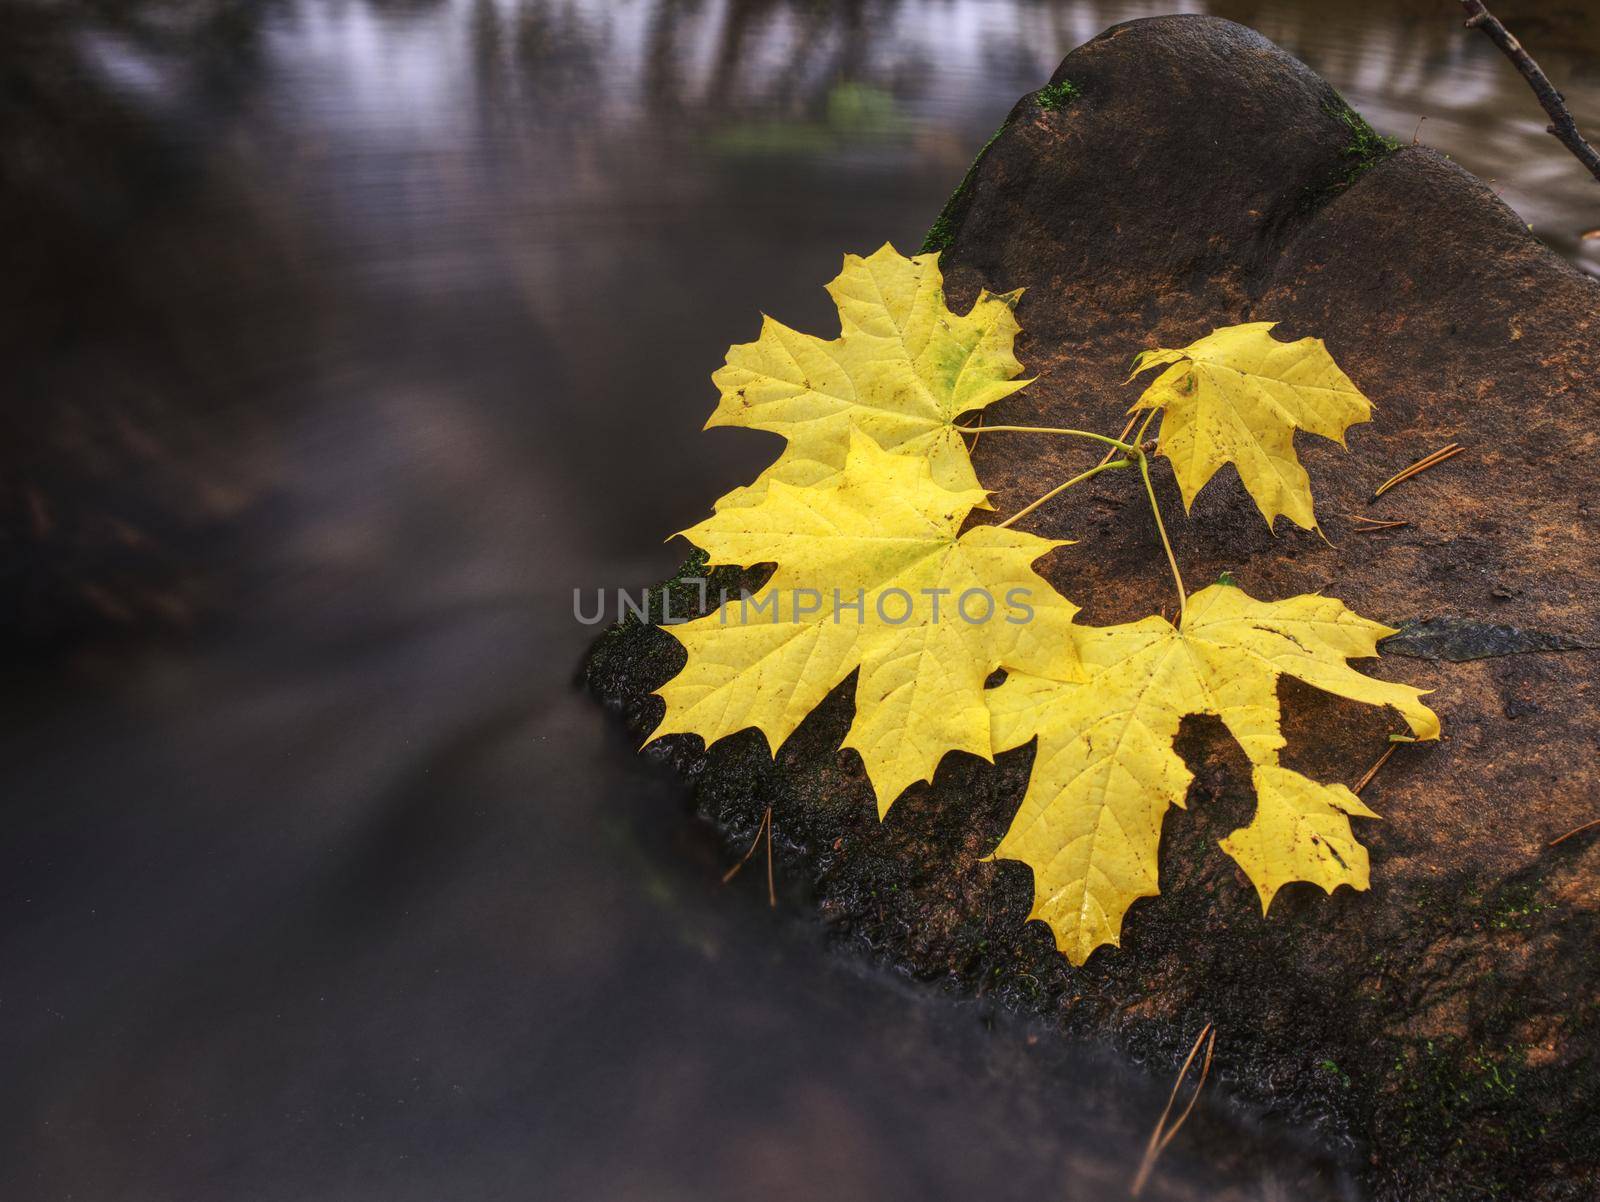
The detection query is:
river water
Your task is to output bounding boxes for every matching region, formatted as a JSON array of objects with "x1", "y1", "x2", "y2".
[{"x1": 2, "y1": 2, "x2": 1595, "y2": 1199}]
